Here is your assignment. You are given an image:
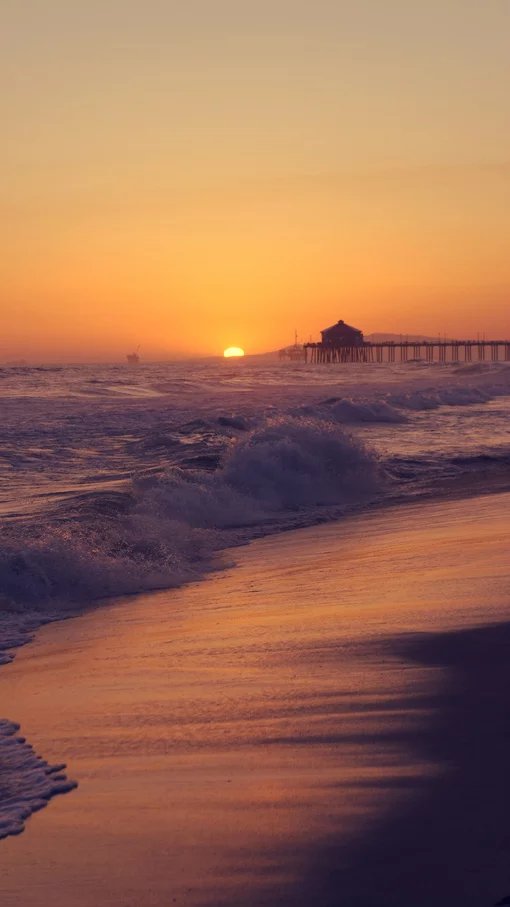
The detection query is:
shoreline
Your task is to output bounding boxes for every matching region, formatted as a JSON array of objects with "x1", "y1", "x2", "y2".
[
  {"x1": 3, "y1": 470, "x2": 510, "y2": 669},
  {"x1": 0, "y1": 491, "x2": 509, "y2": 904}
]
